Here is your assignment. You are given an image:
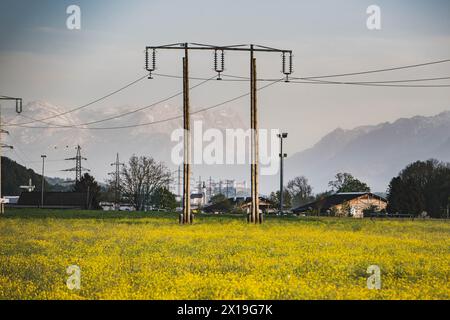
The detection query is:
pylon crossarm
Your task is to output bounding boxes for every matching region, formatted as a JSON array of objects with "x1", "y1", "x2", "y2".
[{"x1": 146, "y1": 43, "x2": 291, "y2": 53}]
